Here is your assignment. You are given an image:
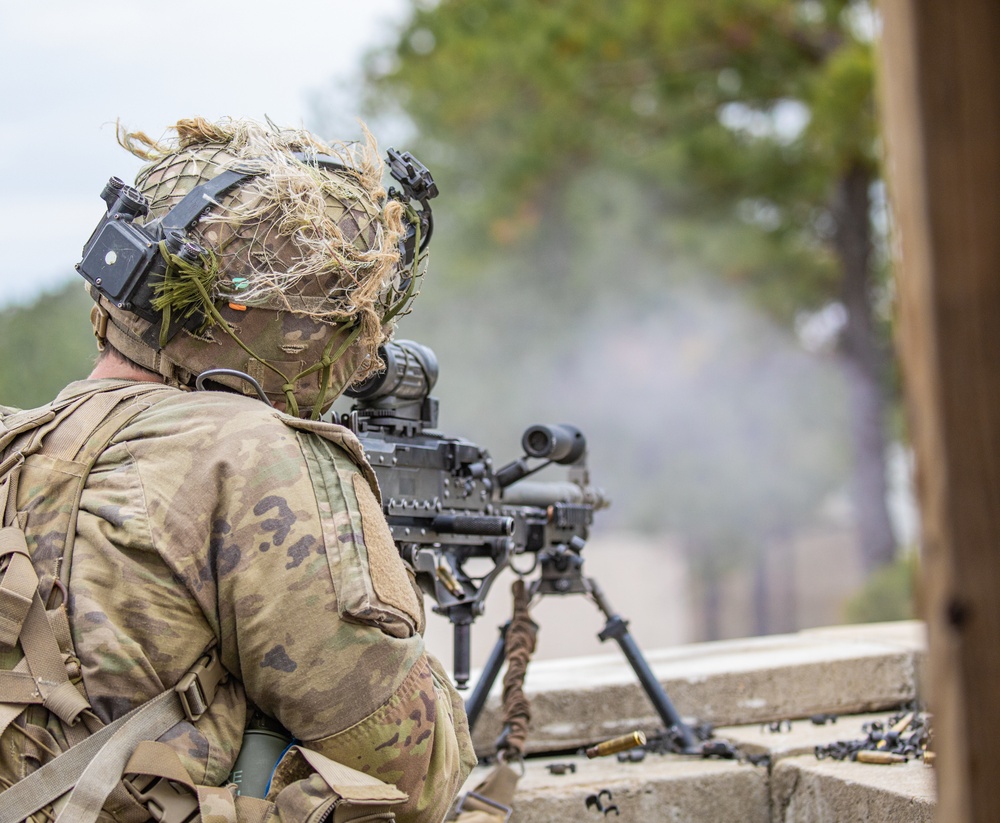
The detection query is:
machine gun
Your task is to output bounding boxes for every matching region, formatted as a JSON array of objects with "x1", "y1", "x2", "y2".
[{"x1": 340, "y1": 340, "x2": 699, "y2": 752}]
